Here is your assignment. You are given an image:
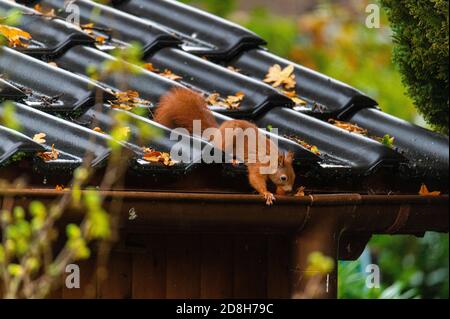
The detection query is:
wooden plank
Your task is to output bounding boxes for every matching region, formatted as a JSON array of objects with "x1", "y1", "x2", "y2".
[
  {"x1": 233, "y1": 235, "x2": 268, "y2": 298},
  {"x1": 132, "y1": 234, "x2": 167, "y2": 298},
  {"x1": 267, "y1": 235, "x2": 290, "y2": 298},
  {"x1": 62, "y1": 259, "x2": 97, "y2": 299},
  {"x1": 200, "y1": 234, "x2": 233, "y2": 298},
  {"x1": 166, "y1": 234, "x2": 201, "y2": 298},
  {"x1": 98, "y1": 252, "x2": 132, "y2": 299}
]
